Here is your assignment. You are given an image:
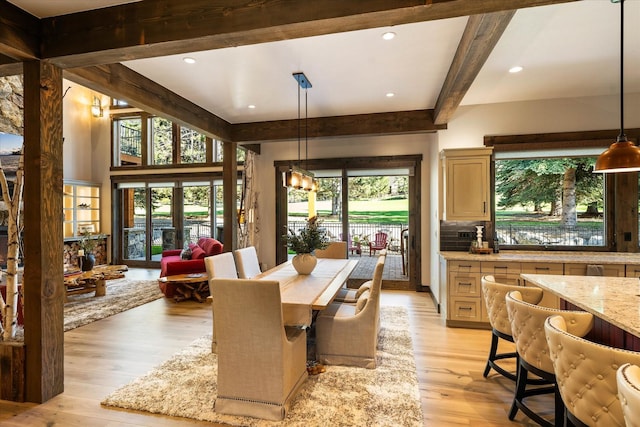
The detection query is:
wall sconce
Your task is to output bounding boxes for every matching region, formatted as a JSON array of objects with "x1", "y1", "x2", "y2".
[{"x1": 91, "y1": 96, "x2": 103, "y2": 118}]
